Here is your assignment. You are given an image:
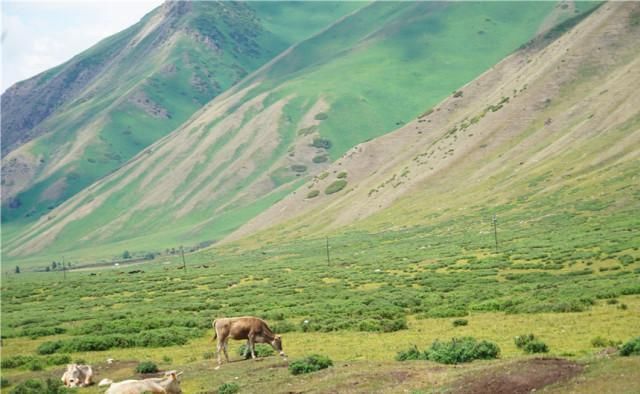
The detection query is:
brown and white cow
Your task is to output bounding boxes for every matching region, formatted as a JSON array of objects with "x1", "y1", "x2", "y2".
[
  {"x1": 61, "y1": 364, "x2": 93, "y2": 387},
  {"x1": 212, "y1": 316, "x2": 285, "y2": 365},
  {"x1": 102, "y1": 371, "x2": 182, "y2": 394}
]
